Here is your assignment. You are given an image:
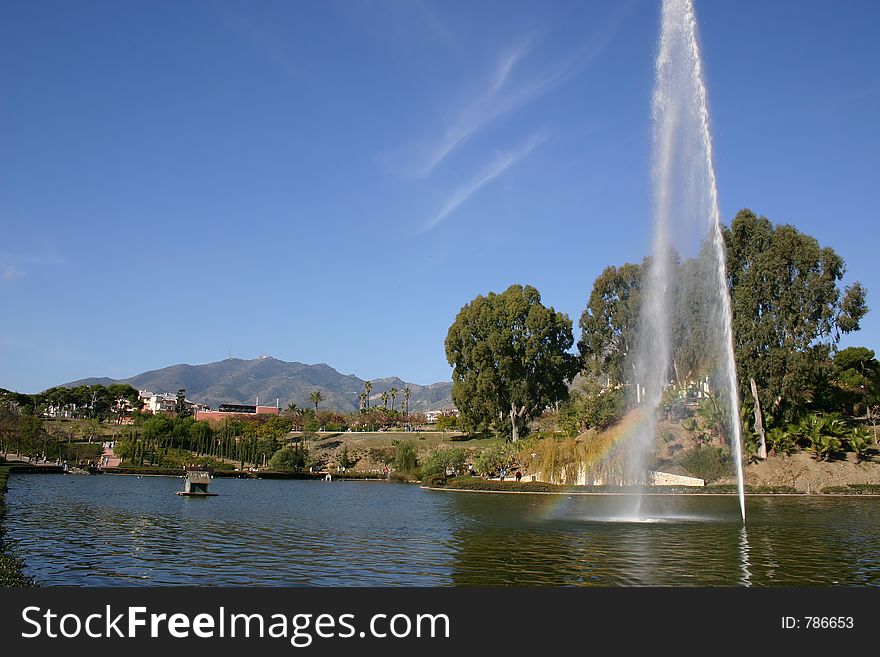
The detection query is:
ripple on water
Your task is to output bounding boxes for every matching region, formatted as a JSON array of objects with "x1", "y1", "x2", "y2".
[{"x1": 4, "y1": 476, "x2": 880, "y2": 586}]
